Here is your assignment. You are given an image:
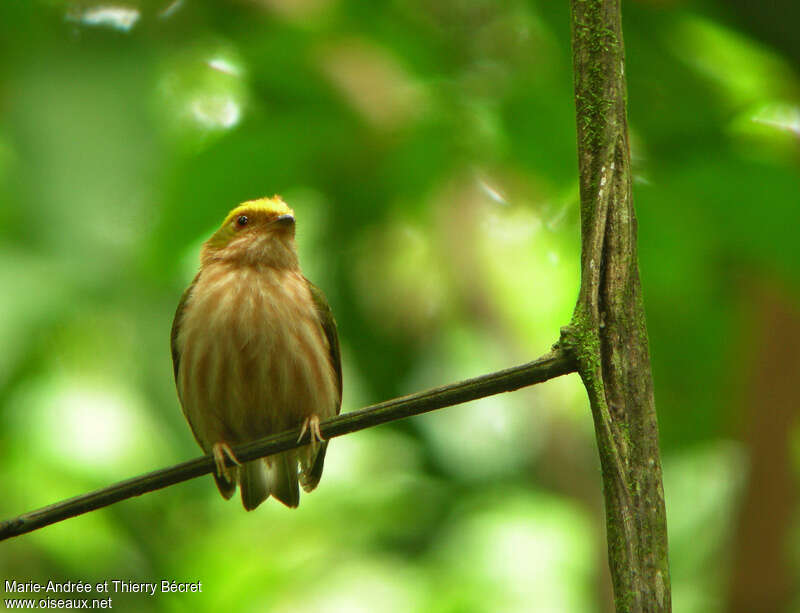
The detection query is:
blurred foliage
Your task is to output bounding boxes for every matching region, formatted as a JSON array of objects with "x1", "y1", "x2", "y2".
[{"x1": 1, "y1": 0, "x2": 799, "y2": 611}]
